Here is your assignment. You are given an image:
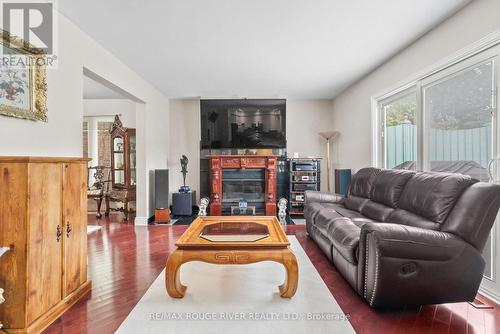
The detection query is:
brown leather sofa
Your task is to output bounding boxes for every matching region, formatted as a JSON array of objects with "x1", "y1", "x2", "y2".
[{"x1": 304, "y1": 167, "x2": 500, "y2": 308}]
